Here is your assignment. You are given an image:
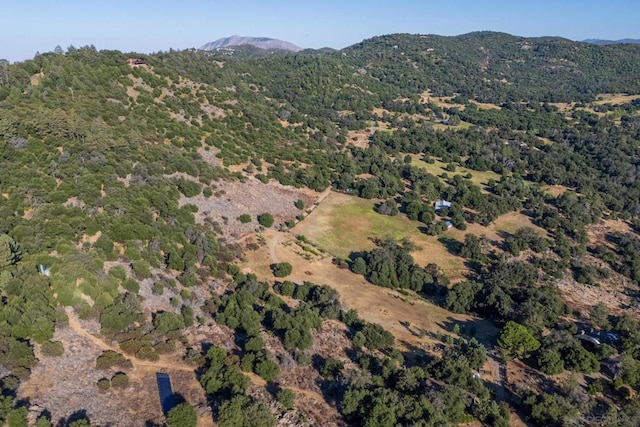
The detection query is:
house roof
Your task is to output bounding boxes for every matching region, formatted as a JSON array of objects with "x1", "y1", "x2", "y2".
[{"x1": 434, "y1": 199, "x2": 452, "y2": 209}]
